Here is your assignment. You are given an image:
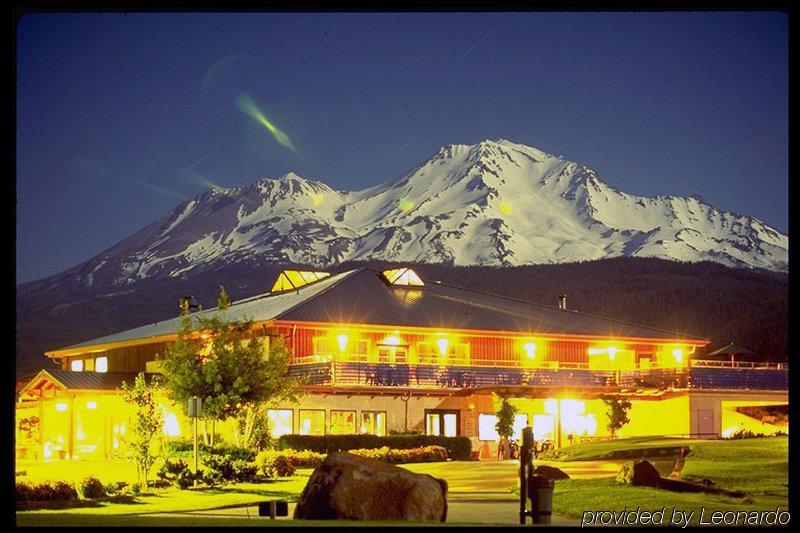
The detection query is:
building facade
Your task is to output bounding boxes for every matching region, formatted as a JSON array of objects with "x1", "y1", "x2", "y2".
[{"x1": 16, "y1": 267, "x2": 788, "y2": 461}]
